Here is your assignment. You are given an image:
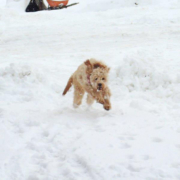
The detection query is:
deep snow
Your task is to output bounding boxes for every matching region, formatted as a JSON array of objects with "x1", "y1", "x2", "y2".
[{"x1": 0, "y1": 0, "x2": 180, "y2": 179}]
